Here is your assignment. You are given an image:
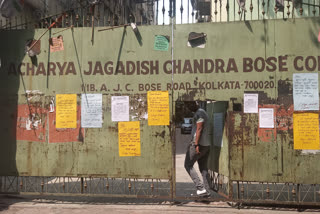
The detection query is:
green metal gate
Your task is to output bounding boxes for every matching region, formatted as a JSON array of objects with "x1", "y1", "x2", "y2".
[{"x1": 1, "y1": 16, "x2": 320, "y2": 205}]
